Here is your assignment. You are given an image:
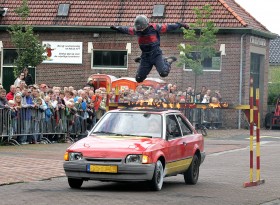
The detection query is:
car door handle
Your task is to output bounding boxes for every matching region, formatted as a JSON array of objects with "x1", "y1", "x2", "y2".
[{"x1": 182, "y1": 142, "x2": 187, "y2": 146}]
